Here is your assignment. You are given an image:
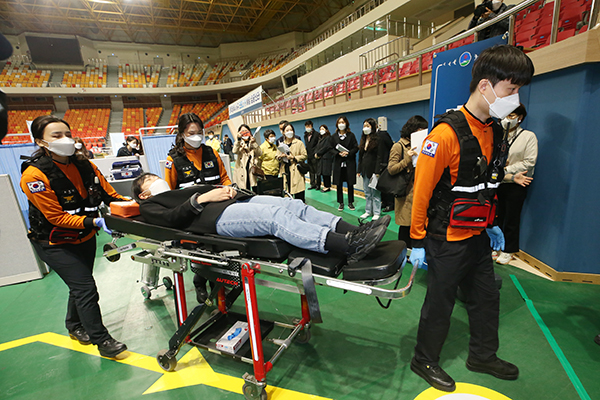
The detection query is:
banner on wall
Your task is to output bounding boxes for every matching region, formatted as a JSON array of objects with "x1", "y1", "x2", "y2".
[
  {"x1": 228, "y1": 85, "x2": 263, "y2": 119},
  {"x1": 429, "y1": 35, "x2": 506, "y2": 125}
]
